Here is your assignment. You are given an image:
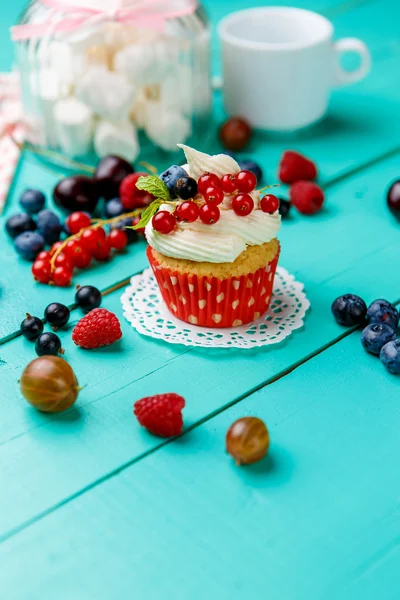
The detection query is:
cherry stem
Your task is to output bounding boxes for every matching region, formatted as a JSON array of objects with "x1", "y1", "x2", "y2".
[{"x1": 50, "y1": 208, "x2": 144, "y2": 273}]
